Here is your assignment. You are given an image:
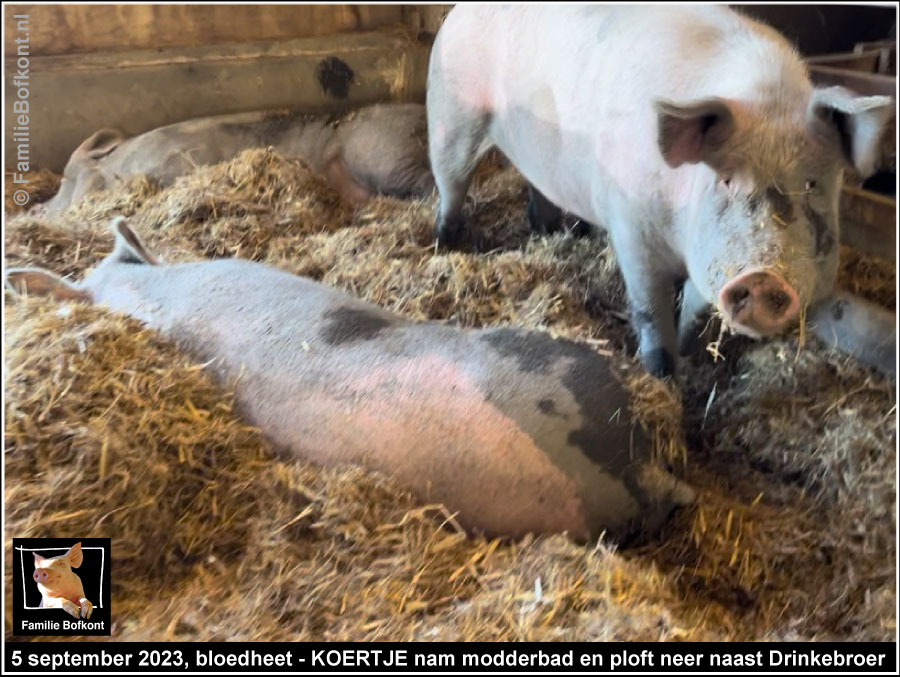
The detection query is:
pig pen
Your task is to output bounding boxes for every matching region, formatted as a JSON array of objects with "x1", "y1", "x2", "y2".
[{"x1": 4, "y1": 149, "x2": 896, "y2": 642}]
